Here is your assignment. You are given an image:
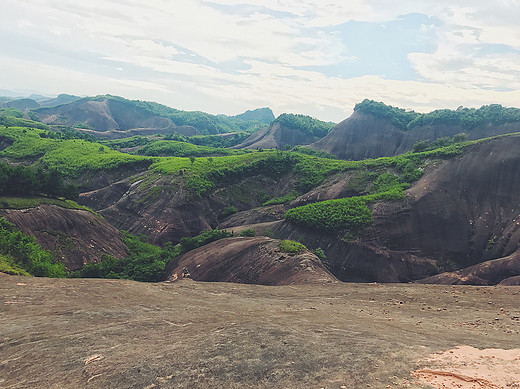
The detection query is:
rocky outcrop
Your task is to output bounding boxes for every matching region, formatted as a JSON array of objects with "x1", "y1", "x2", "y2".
[
  {"x1": 164, "y1": 236, "x2": 337, "y2": 285},
  {"x1": 310, "y1": 111, "x2": 520, "y2": 160},
  {"x1": 418, "y1": 250, "x2": 520, "y2": 285},
  {"x1": 79, "y1": 132, "x2": 520, "y2": 285},
  {"x1": 0, "y1": 205, "x2": 128, "y2": 271},
  {"x1": 236, "y1": 122, "x2": 321, "y2": 149},
  {"x1": 310, "y1": 111, "x2": 402, "y2": 159}
]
